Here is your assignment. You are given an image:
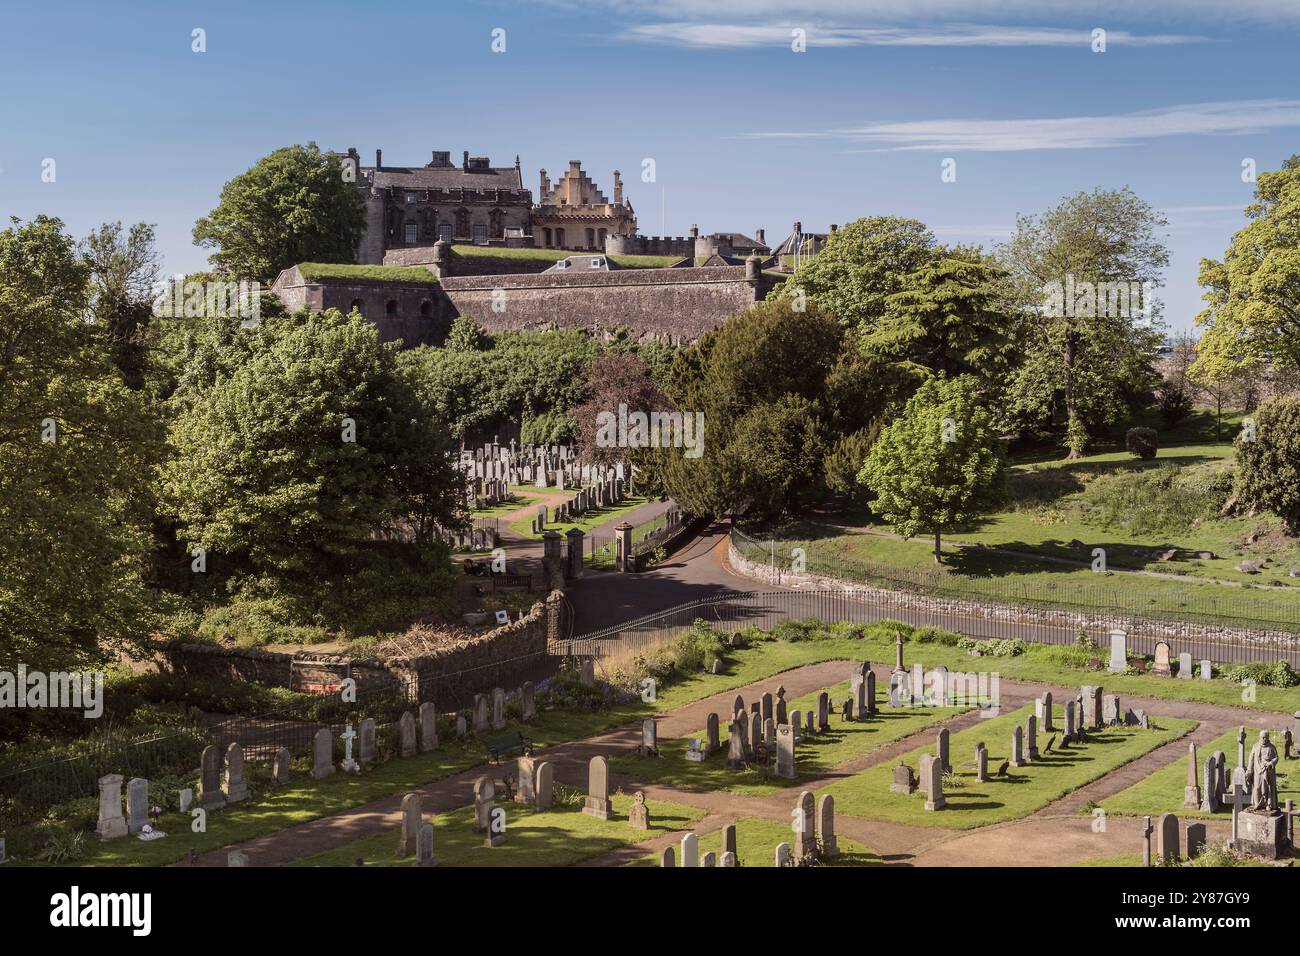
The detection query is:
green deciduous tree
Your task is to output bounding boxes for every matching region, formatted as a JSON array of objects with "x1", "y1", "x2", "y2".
[
  {"x1": 1234, "y1": 395, "x2": 1300, "y2": 533},
  {"x1": 0, "y1": 216, "x2": 161, "y2": 672},
  {"x1": 193, "y1": 143, "x2": 365, "y2": 283},
  {"x1": 80, "y1": 221, "x2": 161, "y2": 389},
  {"x1": 1194, "y1": 156, "x2": 1300, "y2": 379},
  {"x1": 858, "y1": 375, "x2": 1005, "y2": 563}
]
